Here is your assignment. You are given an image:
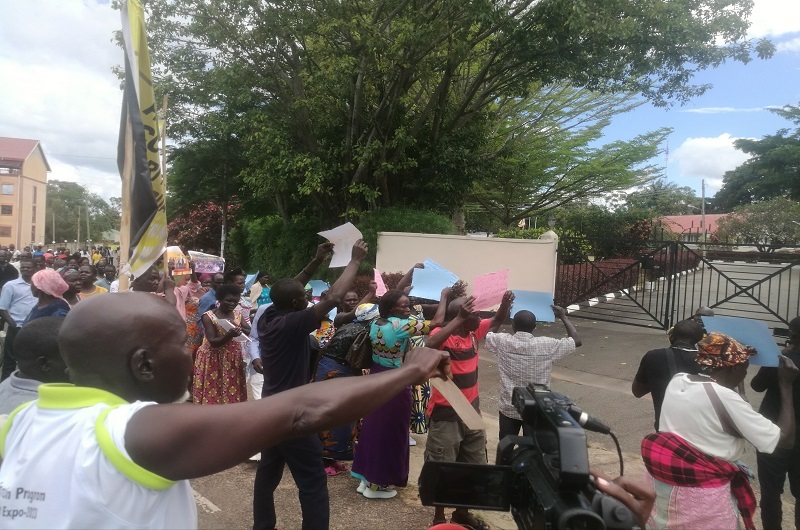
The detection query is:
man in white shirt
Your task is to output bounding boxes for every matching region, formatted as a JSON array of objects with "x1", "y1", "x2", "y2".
[
  {"x1": 0, "y1": 258, "x2": 37, "y2": 381},
  {"x1": 484, "y1": 305, "x2": 582, "y2": 440},
  {"x1": 0, "y1": 292, "x2": 451, "y2": 529}
]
